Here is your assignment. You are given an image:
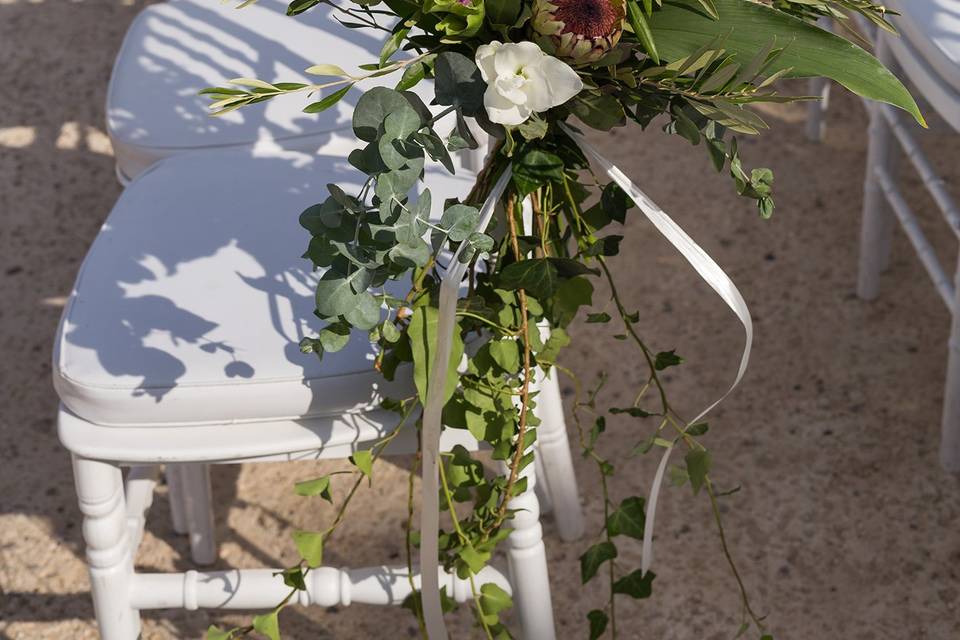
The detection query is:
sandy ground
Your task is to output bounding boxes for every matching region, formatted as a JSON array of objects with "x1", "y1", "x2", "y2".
[{"x1": 3, "y1": 1, "x2": 960, "y2": 639}]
